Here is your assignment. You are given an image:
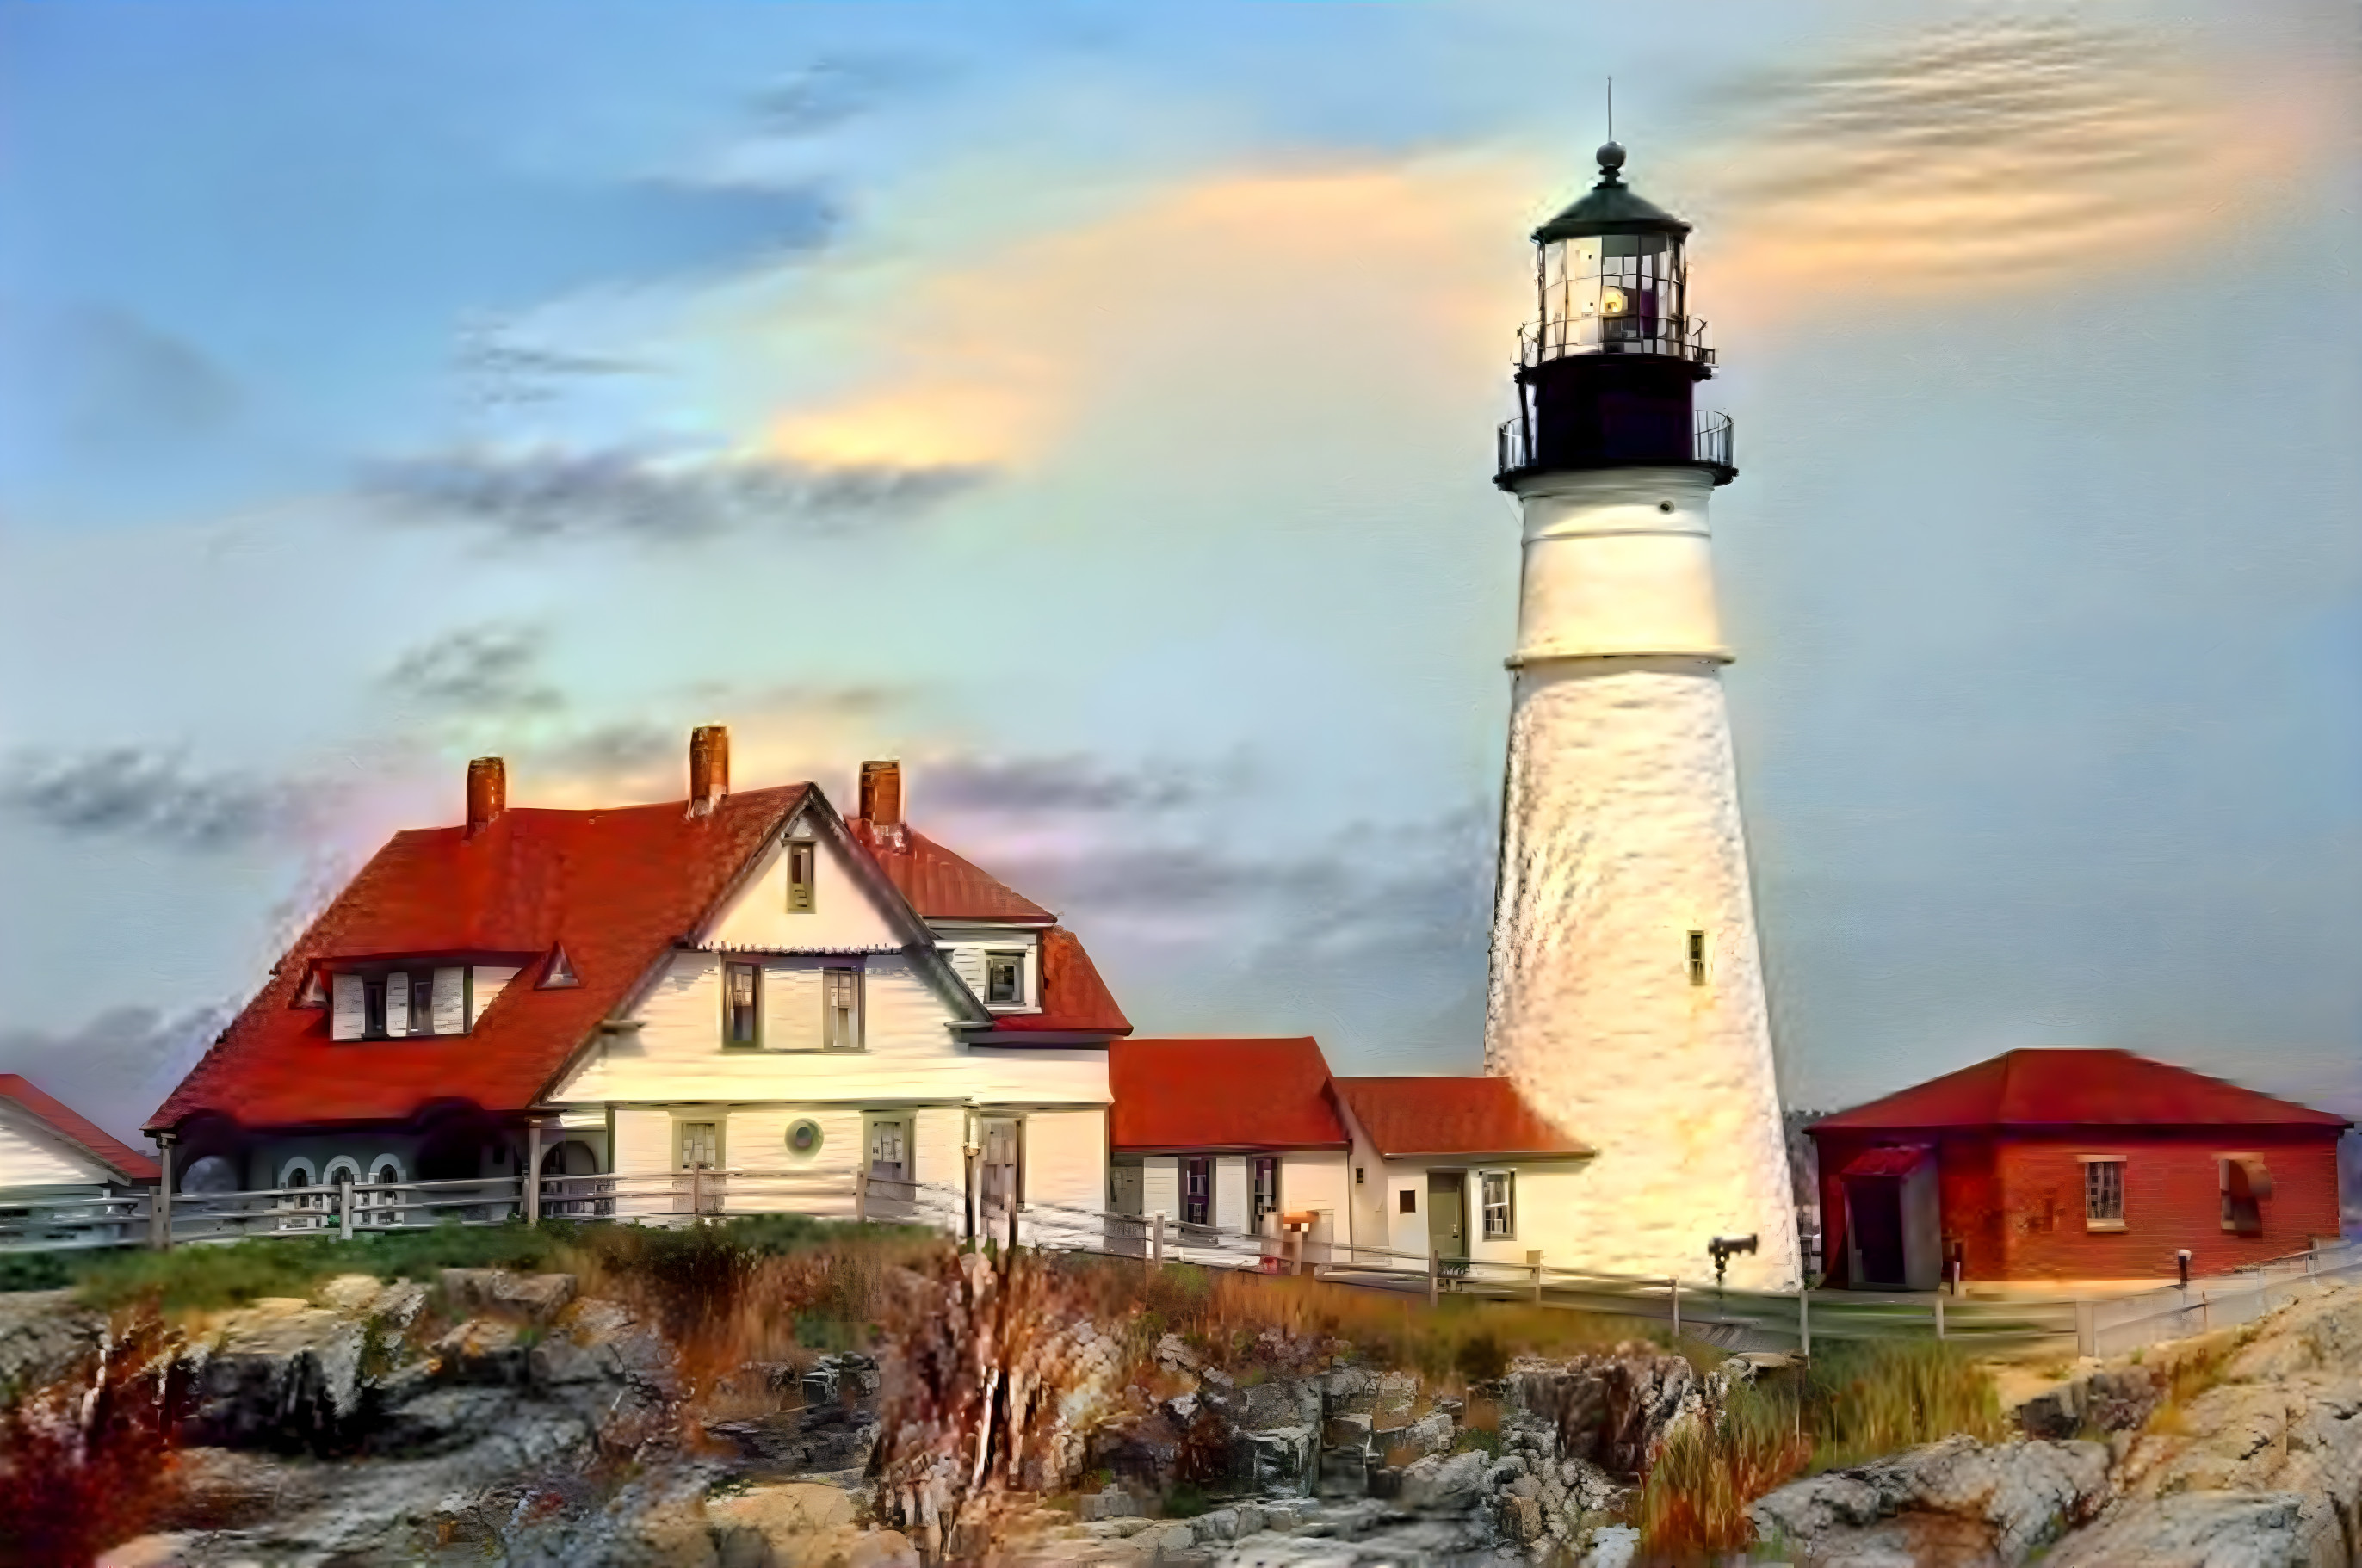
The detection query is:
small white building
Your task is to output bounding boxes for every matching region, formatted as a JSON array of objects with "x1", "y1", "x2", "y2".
[
  {"x1": 1107, "y1": 1037, "x2": 1353, "y2": 1262},
  {"x1": 2, "y1": 1074, "x2": 158, "y2": 1245},
  {"x1": 145, "y1": 735, "x2": 1131, "y2": 1232},
  {"x1": 1332, "y1": 1076, "x2": 1593, "y2": 1271}
]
